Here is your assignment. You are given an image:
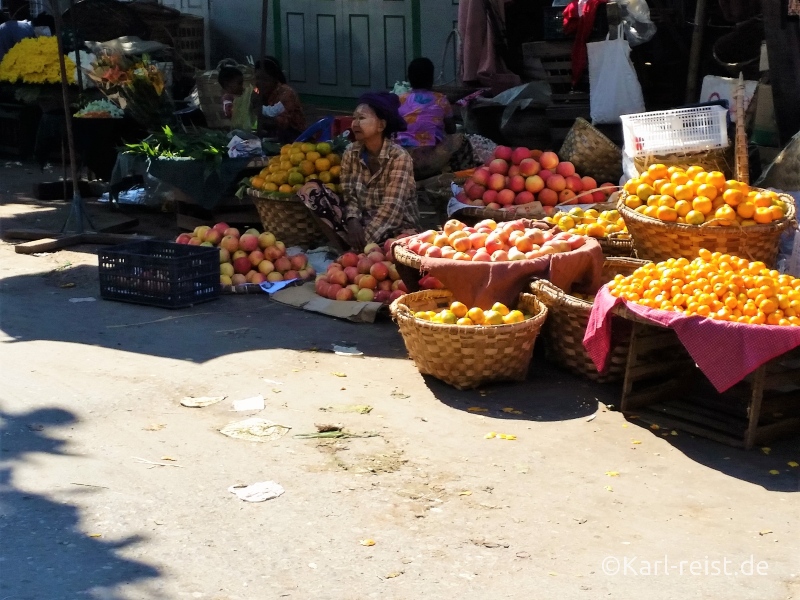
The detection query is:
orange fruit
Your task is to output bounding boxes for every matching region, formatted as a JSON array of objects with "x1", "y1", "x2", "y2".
[
  {"x1": 491, "y1": 302, "x2": 510, "y2": 316},
  {"x1": 636, "y1": 183, "x2": 656, "y2": 200},
  {"x1": 707, "y1": 171, "x2": 726, "y2": 189},
  {"x1": 736, "y1": 202, "x2": 755, "y2": 219},
  {"x1": 753, "y1": 193, "x2": 773, "y2": 208},
  {"x1": 503, "y1": 310, "x2": 525, "y2": 324},
  {"x1": 450, "y1": 301, "x2": 468, "y2": 318},
  {"x1": 686, "y1": 165, "x2": 705, "y2": 178},
  {"x1": 754, "y1": 207, "x2": 773, "y2": 224},
  {"x1": 769, "y1": 205, "x2": 785, "y2": 221},
  {"x1": 674, "y1": 185, "x2": 694, "y2": 201},
  {"x1": 674, "y1": 200, "x2": 691, "y2": 217},
  {"x1": 671, "y1": 172, "x2": 690, "y2": 185},
  {"x1": 653, "y1": 178, "x2": 669, "y2": 193},
  {"x1": 329, "y1": 165, "x2": 341, "y2": 179},
  {"x1": 648, "y1": 163, "x2": 668, "y2": 179},
  {"x1": 644, "y1": 205, "x2": 659, "y2": 218},
  {"x1": 696, "y1": 183, "x2": 718, "y2": 201},
  {"x1": 713, "y1": 205, "x2": 737, "y2": 226},
  {"x1": 467, "y1": 307, "x2": 485, "y2": 324},
  {"x1": 657, "y1": 194, "x2": 676, "y2": 208},
  {"x1": 623, "y1": 179, "x2": 640, "y2": 195},
  {"x1": 250, "y1": 176, "x2": 265, "y2": 189},
  {"x1": 685, "y1": 210, "x2": 705, "y2": 225},
  {"x1": 456, "y1": 317, "x2": 474, "y2": 326},
  {"x1": 483, "y1": 310, "x2": 504, "y2": 325},
  {"x1": 722, "y1": 188, "x2": 743, "y2": 207},
  {"x1": 659, "y1": 182, "x2": 677, "y2": 198},
  {"x1": 315, "y1": 158, "x2": 331, "y2": 172},
  {"x1": 625, "y1": 194, "x2": 642, "y2": 209},
  {"x1": 657, "y1": 206, "x2": 678, "y2": 222},
  {"x1": 586, "y1": 223, "x2": 606, "y2": 238},
  {"x1": 693, "y1": 171, "x2": 708, "y2": 184},
  {"x1": 692, "y1": 196, "x2": 713, "y2": 215},
  {"x1": 278, "y1": 183, "x2": 293, "y2": 193}
]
